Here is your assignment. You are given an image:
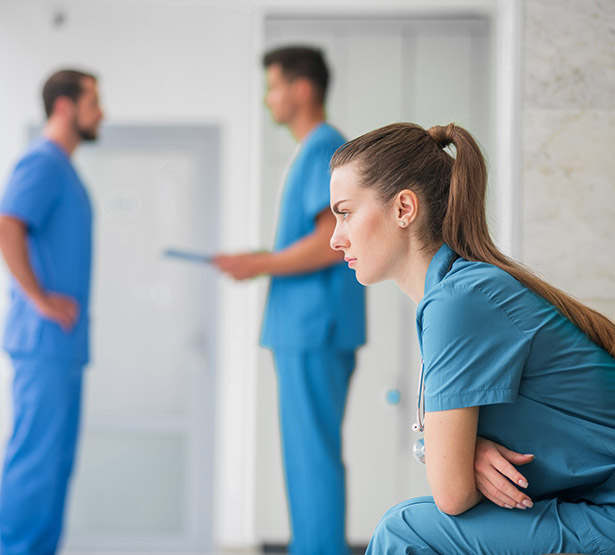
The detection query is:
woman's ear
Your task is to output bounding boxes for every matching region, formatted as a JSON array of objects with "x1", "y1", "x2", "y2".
[{"x1": 395, "y1": 189, "x2": 419, "y2": 228}]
